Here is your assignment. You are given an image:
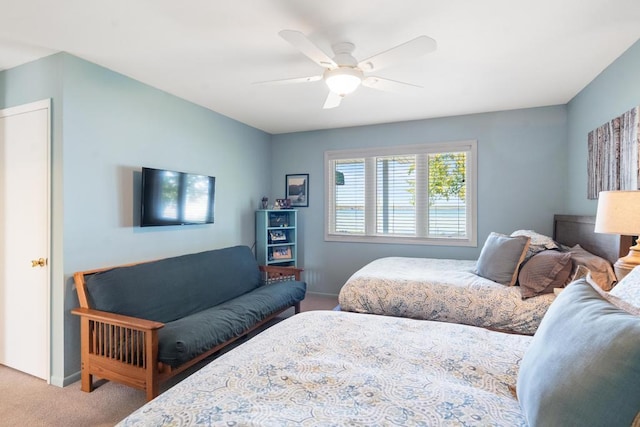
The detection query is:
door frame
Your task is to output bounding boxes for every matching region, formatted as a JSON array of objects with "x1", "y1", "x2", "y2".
[{"x1": 0, "y1": 99, "x2": 51, "y2": 382}]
